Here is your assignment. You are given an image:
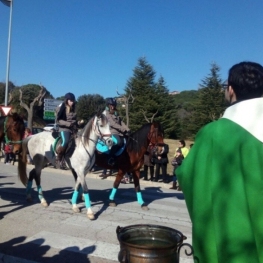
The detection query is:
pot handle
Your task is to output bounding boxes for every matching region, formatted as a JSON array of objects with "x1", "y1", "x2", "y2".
[
  {"x1": 116, "y1": 226, "x2": 122, "y2": 241},
  {"x1": 176, "y1": 243, "x2": 193, "y2": 262},
  {"x1": 118, "y1": 248, "x2": 129, "y2": 263}
]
